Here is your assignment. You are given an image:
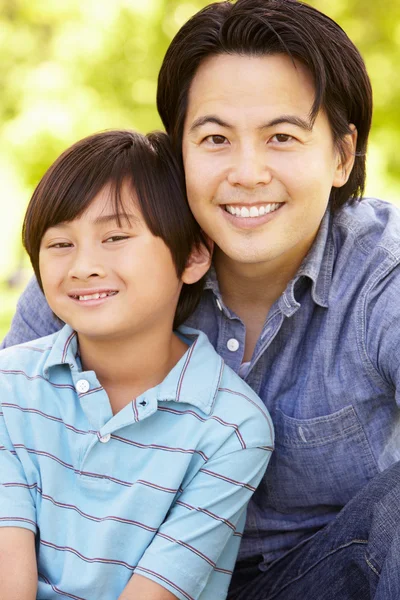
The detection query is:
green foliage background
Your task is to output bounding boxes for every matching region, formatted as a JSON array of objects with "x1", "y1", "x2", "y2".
[{"x1": 0, "y1": 0, "x2": 399, "y2": 338}]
